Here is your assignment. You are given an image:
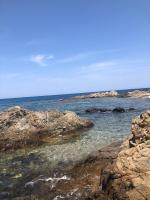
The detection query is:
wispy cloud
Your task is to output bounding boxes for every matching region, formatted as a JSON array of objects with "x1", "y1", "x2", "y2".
[
  {"x1": 30, "y1": 54, "x2": 54, "y2": 66},
  {"x1": 81, "y1": 61, "x2": 117, "y2": 73},
  {"x1": 56, "y1": 52, "x2": 92, "y2": 64},
  {"x1": 55, "y1": 49, "x2": 120, "y2": 64}
]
